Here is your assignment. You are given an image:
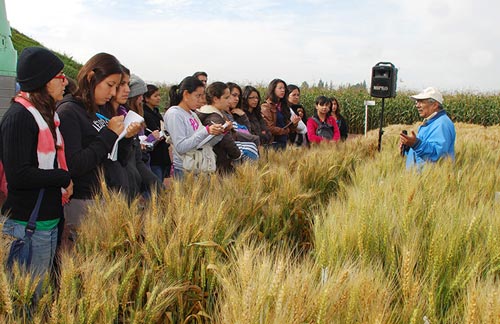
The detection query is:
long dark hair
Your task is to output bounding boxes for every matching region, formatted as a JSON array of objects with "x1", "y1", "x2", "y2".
[
  {"x1": 169, "y1": 76, "x2": 204, "y2": 107},
  {"x1": 144, "y1": 84, "x2": 159, "y2": 103},
  {"x1": 266, "y1": 78, "x2": 291, "y2": 121},
  {"x1": 226, "y1": 82, "x2": 242, "y2": 108},
  {"x1": 206, "y1": 82, "x2": 228, "y2": 105},
  {"x1": 103, "y1": 64, "x2": 130, "y2": 117},
  {"x1": 28, "y1": 88, "x2": 58, "y2": 145},
  {"x1": 74, "y1": 53, "x2": 122, "y2": 114},
  {"x1": 241, "y1": 86, "x2": 263, "y2": 120},
  {"x1": 330, "y1": 96, "x2": 342, "y2": 118},
  {"x1": 287, "y1": 84, "x2": 300, "y2": 105}
]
